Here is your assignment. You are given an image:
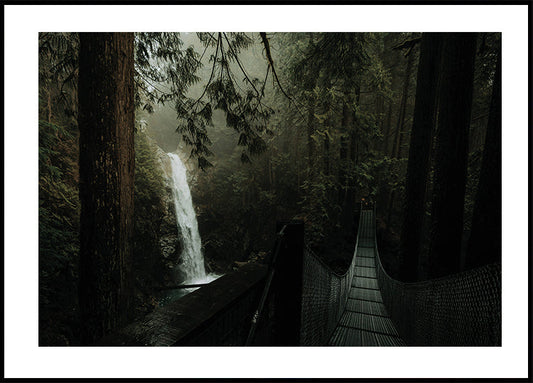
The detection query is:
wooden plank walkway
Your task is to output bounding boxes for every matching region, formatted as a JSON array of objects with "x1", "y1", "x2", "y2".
[{"x1": 329, "y1": 210, "x2": 405, "y2": 347}]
